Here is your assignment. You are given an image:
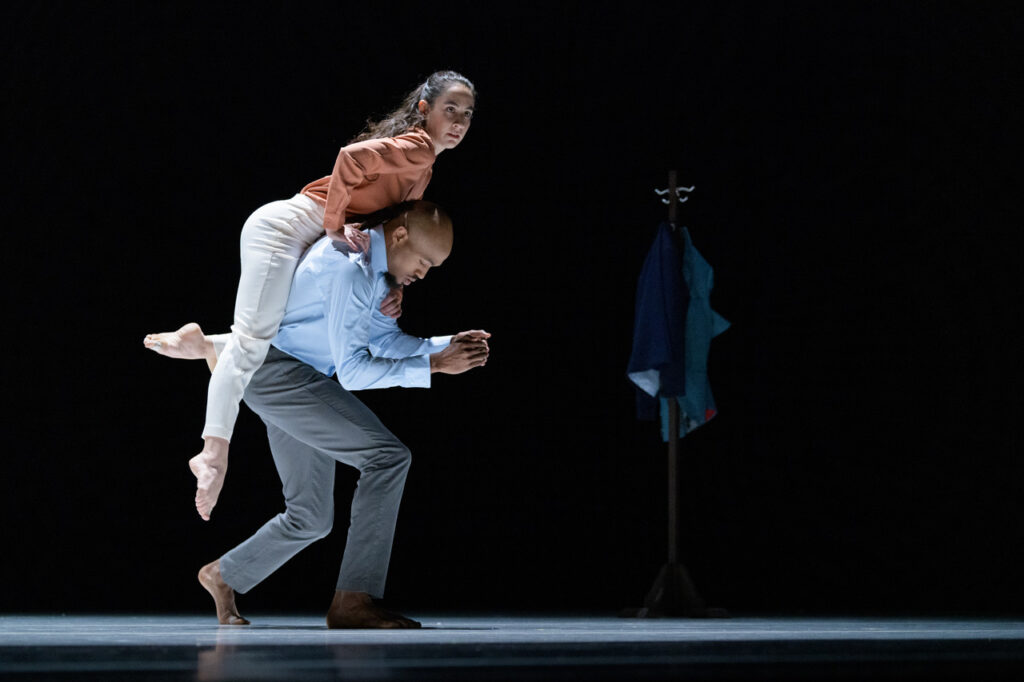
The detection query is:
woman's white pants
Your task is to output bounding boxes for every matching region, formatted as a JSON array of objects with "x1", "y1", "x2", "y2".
[{"x1": 202, "y1": 194, "x2": 325, "y2": 441}]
